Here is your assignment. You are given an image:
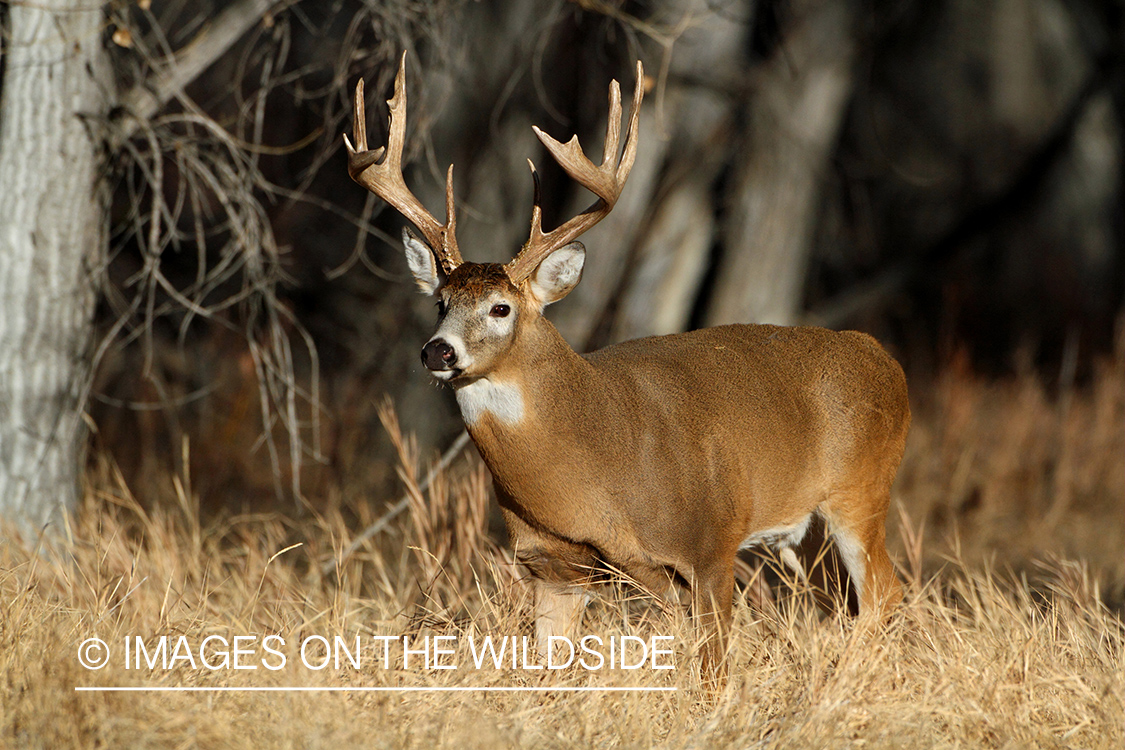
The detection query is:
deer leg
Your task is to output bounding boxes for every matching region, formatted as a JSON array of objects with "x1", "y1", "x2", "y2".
[
  {"x1": 734, "y1": 555, "x2": 776, "y2": 612},
  {"x1": 779, "y1": 546, "x2": 808, "y2": 583},
  {"x1": 821, "y1": 491, "x2": 903, "y2": 618},
  {"x1": 502, "y1": 505, "x2": 598, "y2": 657},
  {"x1": 534, "y1": 580, "x2": 588, "y2": 658},
  {"x1": 691, "y1": 562, "x2": 734, "y2": 679}
]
